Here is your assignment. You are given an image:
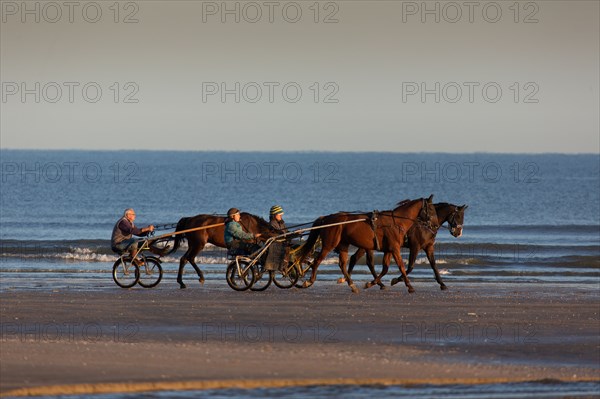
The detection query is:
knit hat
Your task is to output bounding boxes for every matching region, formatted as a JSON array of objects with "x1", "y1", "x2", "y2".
[{"x1": 270, "y1": 205, "x2": 284, "y2": 216}]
